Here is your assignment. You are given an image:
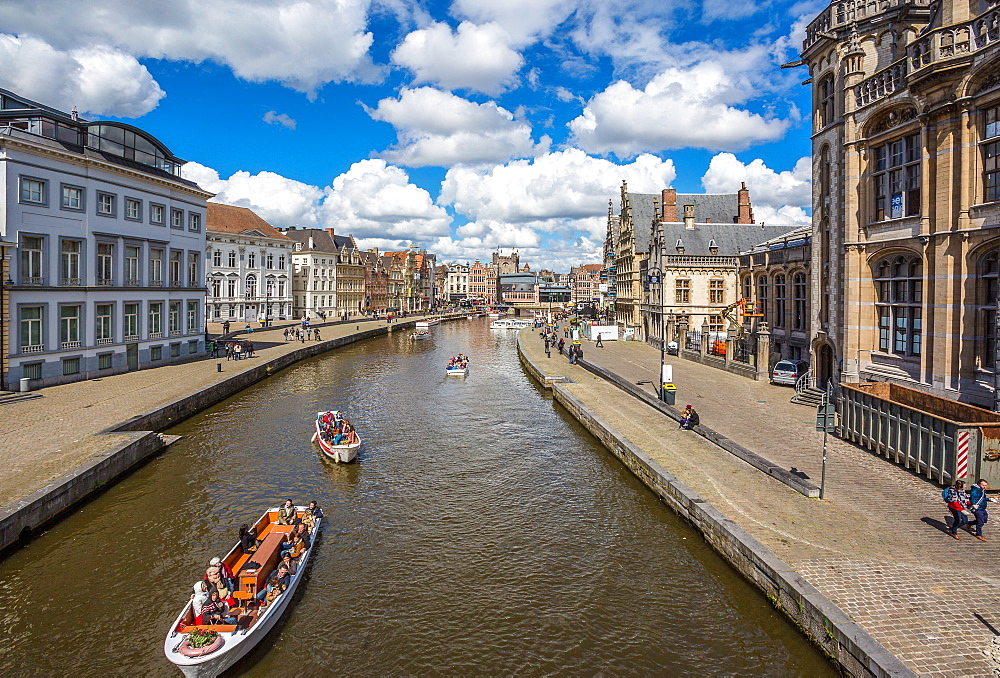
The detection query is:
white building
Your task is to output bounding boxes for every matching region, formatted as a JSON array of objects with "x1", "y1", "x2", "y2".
[
  {"x1": 445, "y1": 263, "x2": 469, "y2": 302},
  {"x1": 0, "y1": 88, "x2": 211, "y2": 388},
  {"x1": 281, "y1": 228, "x2": 343, "y2": 321},
  {"x1": 205, "y1": 203, "x2": 293, "y2": 324}
]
